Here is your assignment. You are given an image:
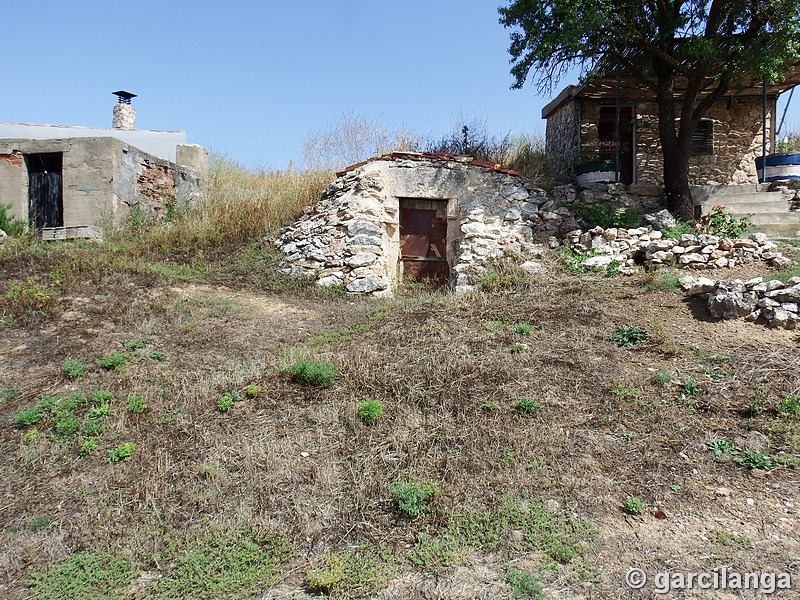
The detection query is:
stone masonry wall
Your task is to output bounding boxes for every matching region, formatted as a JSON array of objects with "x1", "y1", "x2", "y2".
[
  {"x1": 545, "y1": 102, "x2": 580, "y2": 183},
  {"x1": 275, "y1": 155, "x2": 547, "y2": 296},
  {"x1": 574, "y1": 96, "x2": 774, "y2": 185}
]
